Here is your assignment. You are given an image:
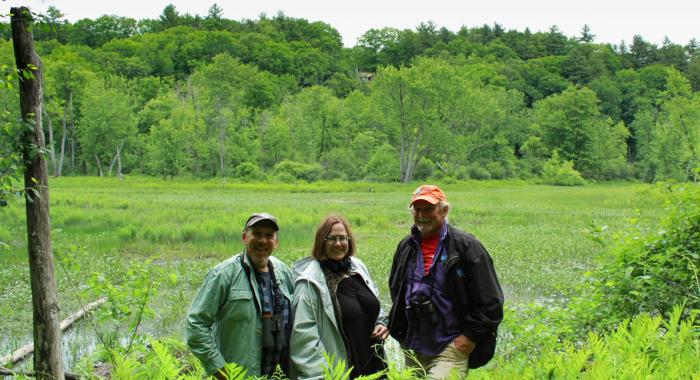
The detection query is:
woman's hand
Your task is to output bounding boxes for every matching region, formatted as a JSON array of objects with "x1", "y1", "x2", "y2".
[{"x1": 371, "y1": 324, "x2": 389, "y2": 340}]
